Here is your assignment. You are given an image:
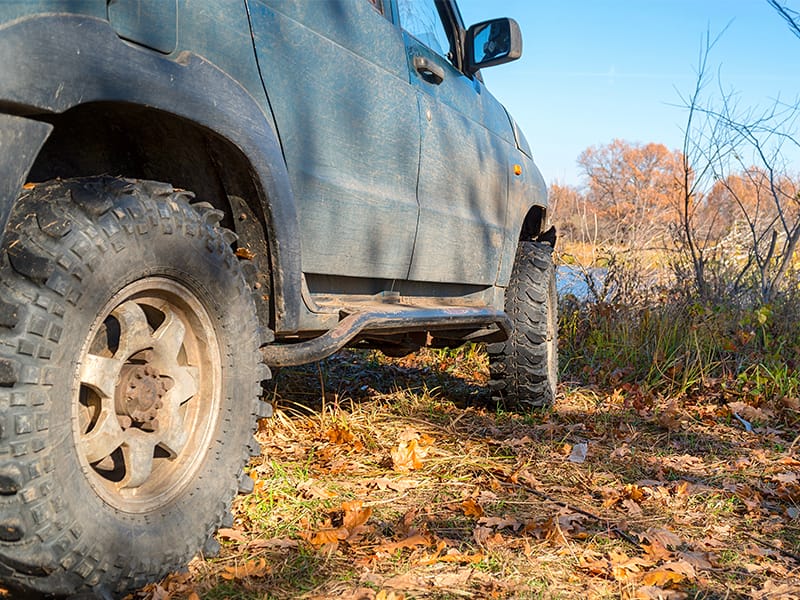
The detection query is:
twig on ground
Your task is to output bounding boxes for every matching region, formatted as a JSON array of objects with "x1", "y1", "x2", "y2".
[
  {"x1": 502, "y1": 481, "x2": 641, "y2": 546},
  {"x1": 742, "y1": 531, "x2": 800, "y2": 563}
]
